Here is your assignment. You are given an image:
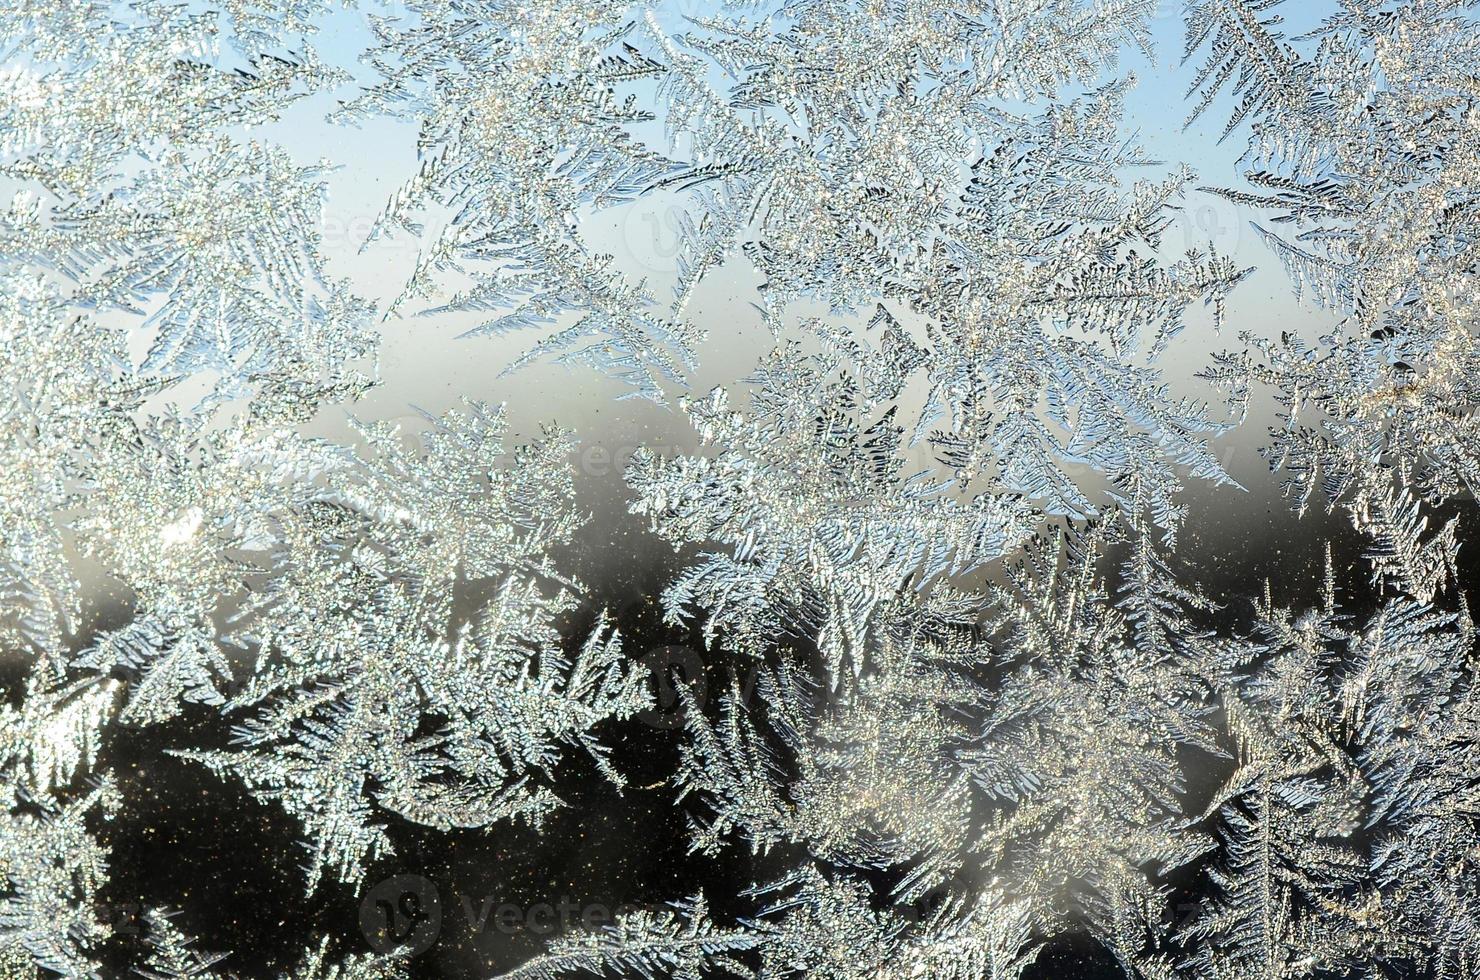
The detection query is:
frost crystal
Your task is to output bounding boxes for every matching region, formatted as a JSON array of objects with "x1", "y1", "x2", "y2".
[
  {"x1": 3, "y1": 0, "x2": 1480, "y2": 977},
  {"x1": 176, "y1": 406, "x2": 649, "y2": 888}
]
